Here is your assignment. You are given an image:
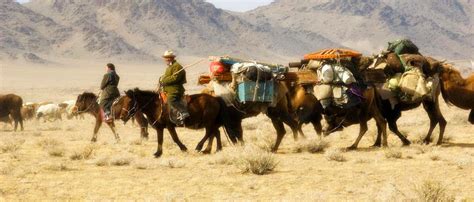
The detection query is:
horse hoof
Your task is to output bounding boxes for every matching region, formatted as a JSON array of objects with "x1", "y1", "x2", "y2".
[
  {"x1": 91, "y1": 138, "x2": 97, "y2": 143},
  {"x1": 180, "y1": 147, "x2": 188, "y2": 152},
  {"x1": 402, "y1": 141, "x2": 411, "y2": 146},
  {"x1": 154, "y1": 151, "x2": 162, "y2": 158},
  {"x1": 202, "y1": 150, "x2": 211, "y2": 155},
  {"x1": 346, "y1": 146, "x2": 357, "y2": 151},
  {"x1": 370, "y1": 144, "x2": 381, "y2": 148}
]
